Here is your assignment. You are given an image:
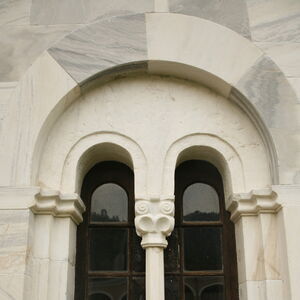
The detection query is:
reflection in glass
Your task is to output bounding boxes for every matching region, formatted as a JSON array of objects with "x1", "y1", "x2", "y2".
[
  {"x1": 89, "y1": 228, "x2": 127, "y2": 271},
  {"x1": 164, "y1": 229, "x2": 180, "y2": 273},
  {"x1": 165, "y1": 276, "x2": 180, "y2": 300},
  {"x1": 185, "y1": 284, "x2": 195, "y2": 300},
  {"x1": 183, "y1": 183, "x2": 220, "y2": 221},
  {"x1": 201, "y1": 284, "x2": 224, "y2": 300},
  {"x1": 132, "y1": 232, "x2": 145, "y2": 273},
  {"x1": 184, "y1": 277, "x2": 224, "y2": 300},
  {"x1": 91, "y1": 183, "x2": 128, "y2": 222},
  {"x1": 132, "y1": 277, "x2": 145, "y2": 300},
  {"x1": 184, "y1": 227, "x2": 222, "y2": 271},
  {"x1": 88, "y1": 278, "x2": 127, "y2": 300}
]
